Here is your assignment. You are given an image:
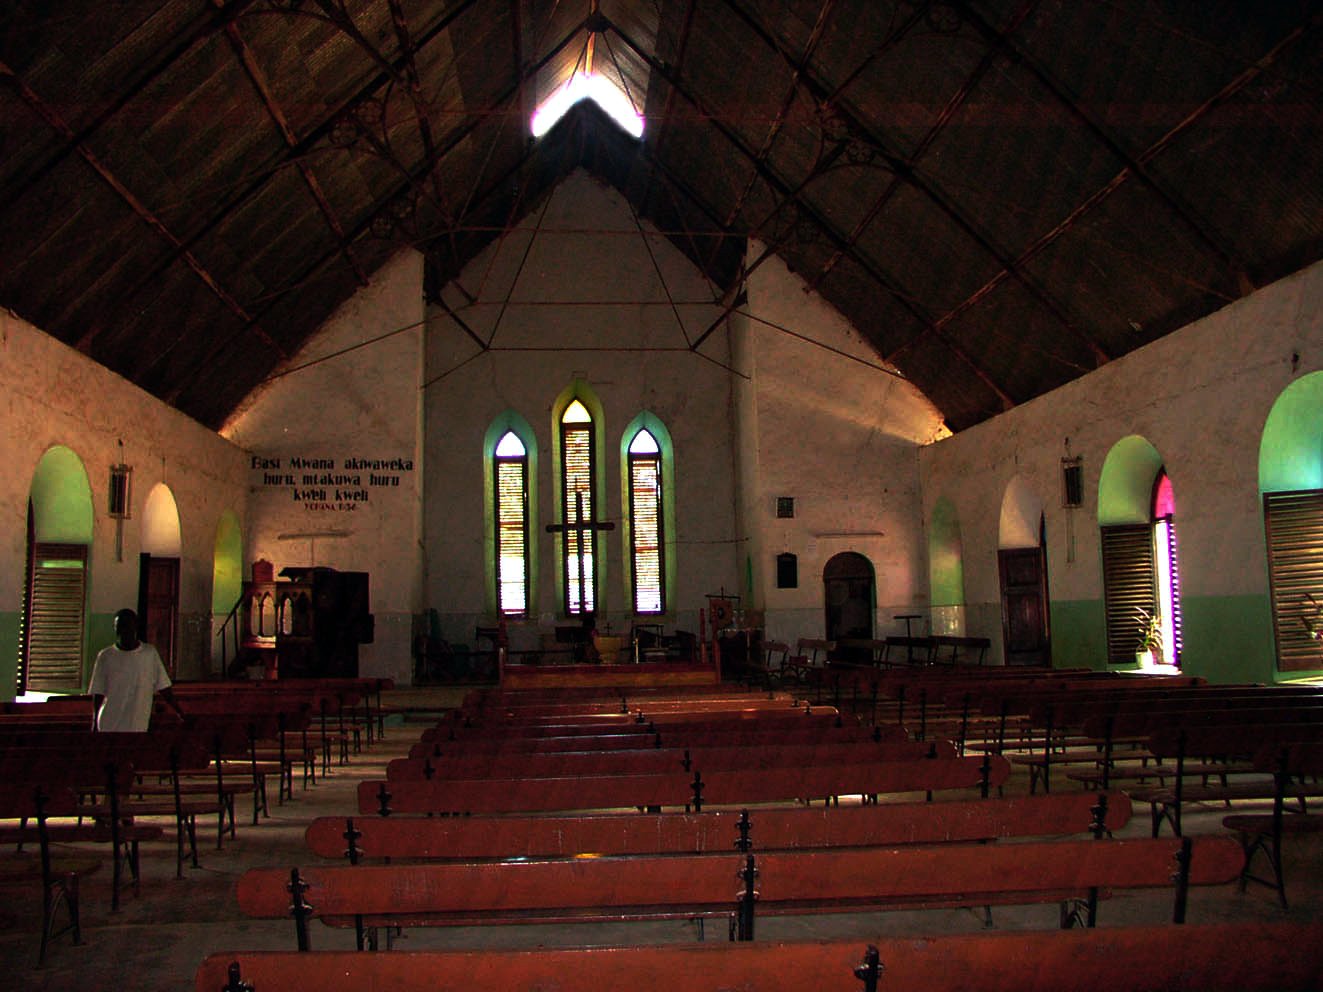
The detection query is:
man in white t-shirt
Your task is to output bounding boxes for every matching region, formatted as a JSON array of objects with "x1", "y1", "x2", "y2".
[{"x1": 89, "y1": 608, "x2": 184, "y2": 732}]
